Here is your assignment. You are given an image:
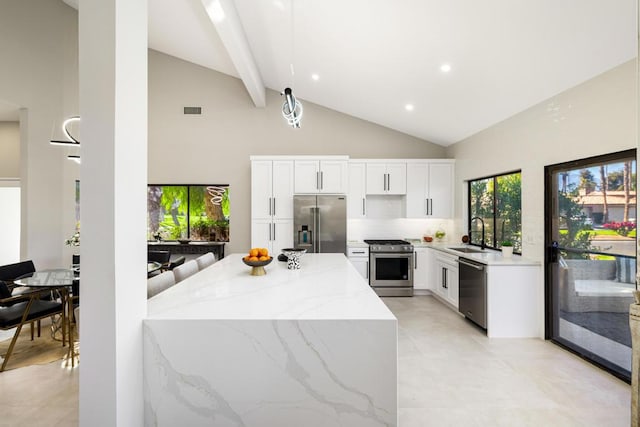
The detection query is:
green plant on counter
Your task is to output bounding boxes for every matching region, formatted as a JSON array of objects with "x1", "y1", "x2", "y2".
[{"x1": 500, "y1": 240, "x2": 513, "y2": 247}]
